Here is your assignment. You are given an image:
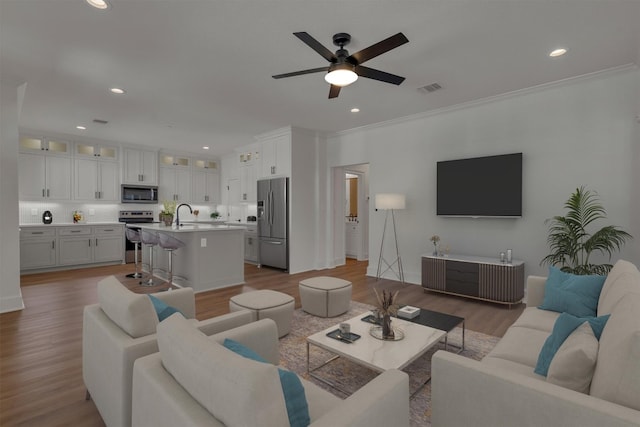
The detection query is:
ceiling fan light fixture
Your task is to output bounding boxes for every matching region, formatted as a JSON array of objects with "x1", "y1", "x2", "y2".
[{"x1": 325, "y1": 65, "x2": 358, "y2": 87}]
